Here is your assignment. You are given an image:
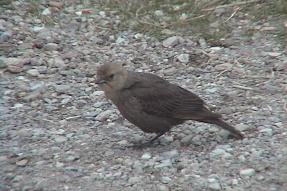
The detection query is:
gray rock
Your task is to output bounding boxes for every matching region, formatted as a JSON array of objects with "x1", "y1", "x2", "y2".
[
  {"x1": 157, "y1": 185, "x2": 169, "y2": 191},
  {"x1": 235, "y1": 124, "x2": 249, "y2": 131},
  {"x1": 26, "y1": 69, "x2": 40, "y2": 77},
  {"x1": 177, "y1": 54, "x2": 190, "y2": 63},
  {"x1": 54, "y1": 84, "x2": 71, "y2": 93},
  {"x1": 154, "y1": 10, "x2": 164, "y2": 16},
  {"x1": 208, "y1": 183, "x2": 222, "y2": 190},
  {"x1": 162, "y1": 36, "x2": 183, "y2": 47},
  {"x1": 44, "y1": 43, "x2": 59, "y2": 51},
  {"x1": 240, "y1": 168, "x2": 255, "y2": 176},
  {"x1": 128, "y1": 176, "x2": 142, "y2": 185},
  {"x1": 259, "y1": 128, "x2": 273, "y2": 136},
  {"x1": 141, "y1": 153, "x2": 152, "y2": 160},
  {"x1": 16, "y1": 159, "x2": 29, "y2": 166},
  {"x1": 7, "y1": 65, "x2": 23, "y2": 73},
  {"x1": 55, "y1": 136, "x2": 68, "y2": 143},
  {"x1": 161, "y1": 150, "x2": 179, "y2": 159},
  {"x1": 48, "y1": 57, "x2": 66, "y2": 68},
  {"x1": 210, "y1": 148, "x2": 226, "y2": 157},
  {"x1": 95, "y1": 110, "x2": 113, "y2": 121}
]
